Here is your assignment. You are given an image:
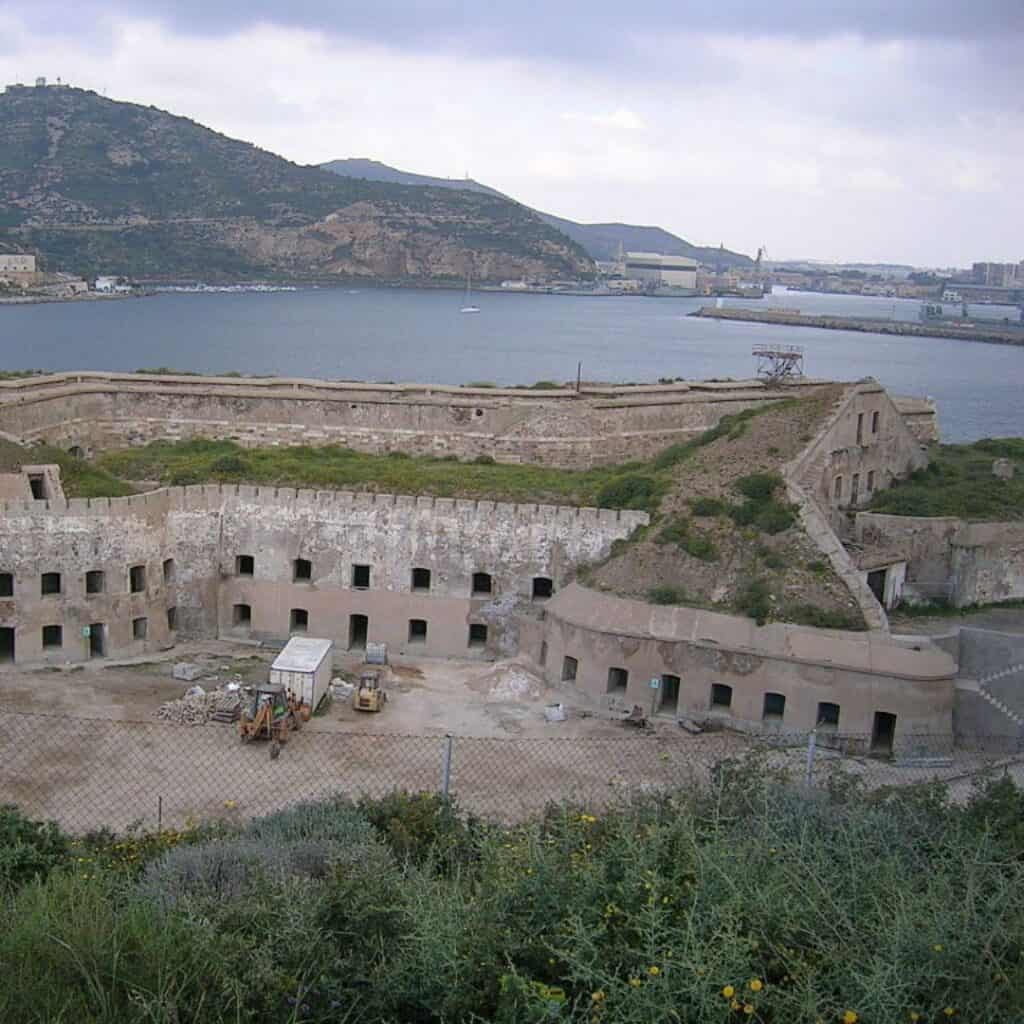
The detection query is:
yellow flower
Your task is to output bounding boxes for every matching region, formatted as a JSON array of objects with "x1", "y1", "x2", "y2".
[
  {"x1": 749, "y1": 979, "x2": 763, "y2": 992},
  {"x1": 933, "y1": 944, "x2": 943, "y2": 952},
  {"x1": 910, "y1": 1014, "x2": 920, "y2": 1022},
  {"x1": 628, "y1": 977, "x2": 642, "y2": 988},
  {"x1": 722, "y1": 985, "x2": 735, "y2": 999},
  {"x1": 591, "y1": 990, "x2": 605, "y2": 1003},
  {"x1": 731, "y1": 1000, "x2": 741, "y2": 1011},
  {"x1": 743, "y1": 1005, "x2": 754, "y2": 1016},
  {"x1": 223, "y1": 800, "x2": 237, "y2": 809},
  {"x1": 943, "y1": 1009, "x2": 955, "y2": 1018},
  {"x1": 647, "y1": 966, "x2": 660, "y2": 976},
  {"x1": 842, "y1": 1013, "x2": 859, "y2": 1024}
]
